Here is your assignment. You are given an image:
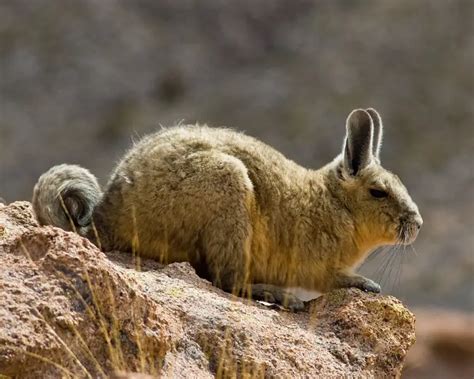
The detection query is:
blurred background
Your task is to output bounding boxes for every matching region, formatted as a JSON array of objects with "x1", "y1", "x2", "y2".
[{"x1": 0, "y1": 1, "x2": 472, "y2": 377}]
